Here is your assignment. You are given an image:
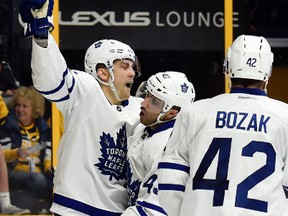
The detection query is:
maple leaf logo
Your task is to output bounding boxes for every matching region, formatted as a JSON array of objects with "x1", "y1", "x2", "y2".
[
  {"x1": 95, "y1": 124, "x2": 127, "y2": 181},
  {"x1": 181, "y1": 82, "x2": 189, "y2": 93},
  {"x1": 127, "y1": 159, "x2": 141, "y2": 206},
  {"x1": 94, "y1": 41, "x2": 103, "y2": 48}
]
